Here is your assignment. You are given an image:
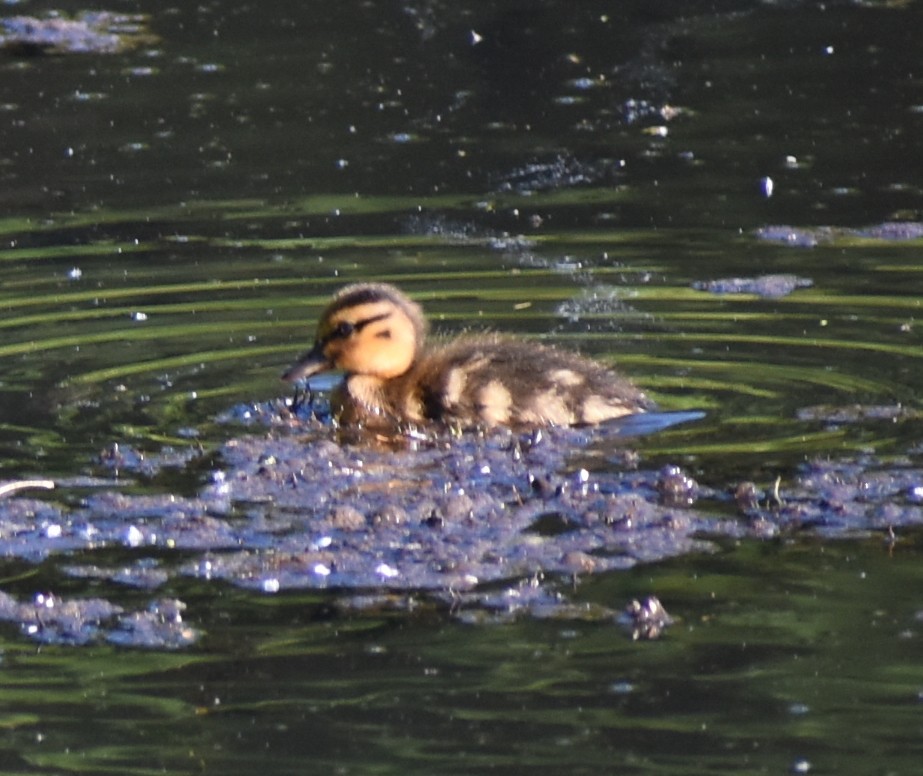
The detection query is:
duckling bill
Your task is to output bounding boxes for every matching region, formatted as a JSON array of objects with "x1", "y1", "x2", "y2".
[{"x1": 283, "y1": 283, "x2": 652, "y2": 428}]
